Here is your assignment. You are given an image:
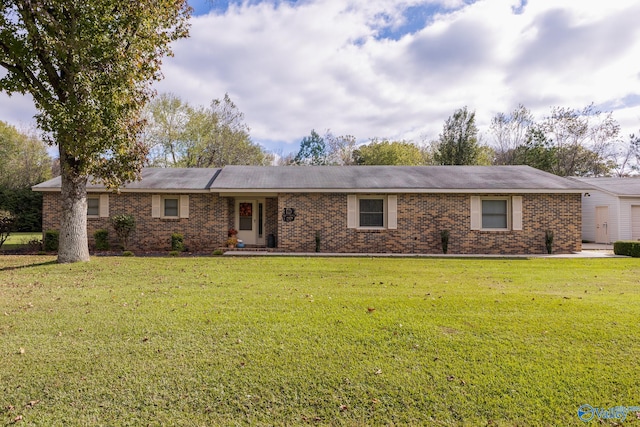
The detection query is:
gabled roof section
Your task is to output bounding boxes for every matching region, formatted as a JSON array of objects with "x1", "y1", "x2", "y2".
[
  {"x1": 32, "y1": 168, "x2": 221, "y2": 193},
  {"x1": 211, "y1": 165, "x2": 588, "y2": 193},
  {"x1": 570, "y1": 176, "x2": 640, "y2": 197}
]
